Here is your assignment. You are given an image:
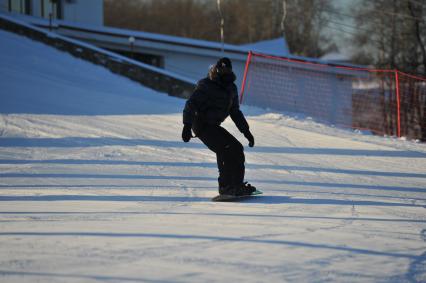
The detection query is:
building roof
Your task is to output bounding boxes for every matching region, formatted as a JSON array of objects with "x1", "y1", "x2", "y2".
[
  {"x1": 241, "y1": 37, "x2": 289, "y2": 57},
  {"x1": 7, "y1": 12, "x2": 251, "y2": 56},
  {"x1": 320, "y1": 51, "x2": 352, "y2": 63}
]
